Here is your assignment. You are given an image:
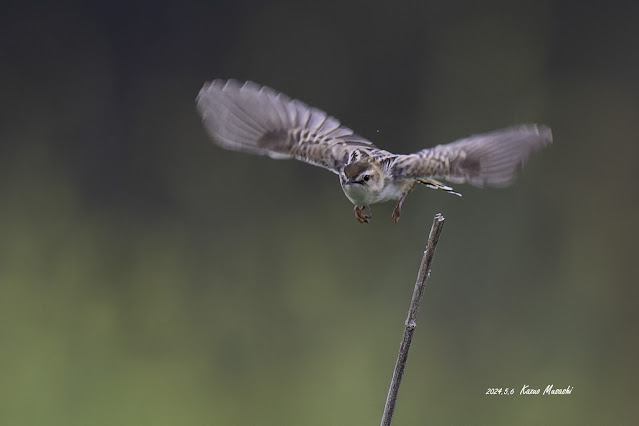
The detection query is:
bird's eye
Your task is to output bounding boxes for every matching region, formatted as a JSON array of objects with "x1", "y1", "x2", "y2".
[{"x1": 363, "y1": 175, "x2": 370, "y2": 182}]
